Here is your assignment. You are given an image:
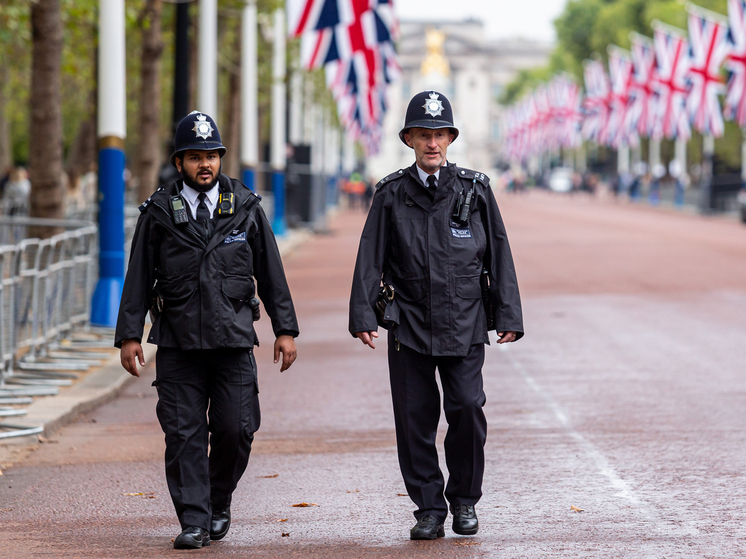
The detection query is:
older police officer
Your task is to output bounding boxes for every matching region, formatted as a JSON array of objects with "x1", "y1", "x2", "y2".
[
  {"x1": 116, "y1": 111, "x2": 299, "y2": 549},
  {"x1": 349, "y1": 91, "x2": 523, "y2": 540}
]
